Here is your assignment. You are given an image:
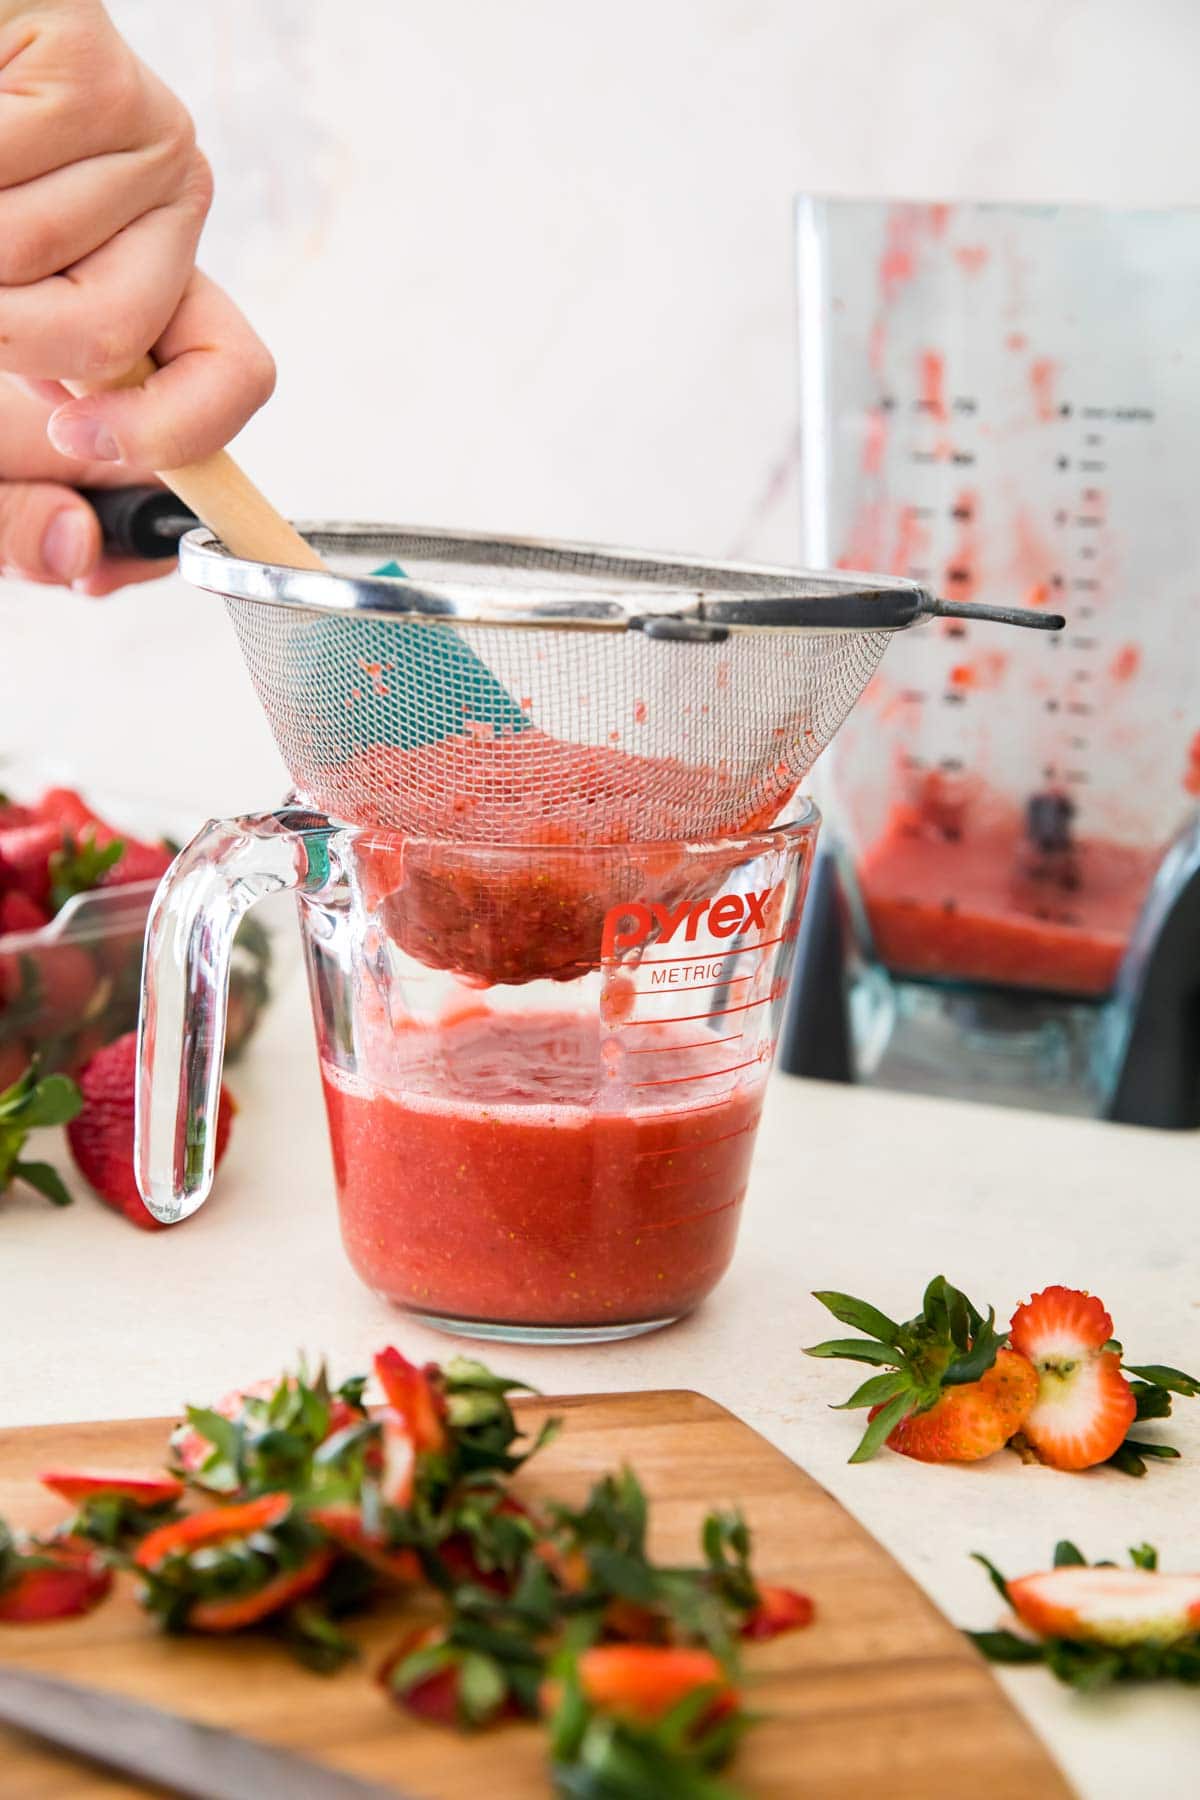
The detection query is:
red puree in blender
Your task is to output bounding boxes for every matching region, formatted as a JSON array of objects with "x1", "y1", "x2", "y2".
[
  {"x1": 859, "y1": 790, "x2": 1159, "y2": 996},
  {"x1": 321, "y1": 1009, "x2": 764, "y2": 1329}
]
